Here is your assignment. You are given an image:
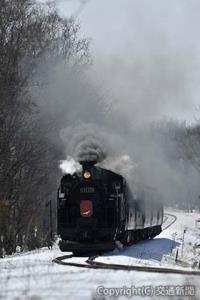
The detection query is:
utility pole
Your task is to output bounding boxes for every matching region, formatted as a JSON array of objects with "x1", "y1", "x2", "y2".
[
  {"x1": 198, "y1": 196, "x2": 200, "y2": 213},
  {"x1": 171, "y1": 232, "x2": 177, "y2": 256},
  {"x1": 181, "y1": 228, "x2": 187, "y2": 257},
  {"x1": 49, "y1": 200, "x2": 53, "y2": 242},
  {"x1": 175, "y1": 248, "x2": 179, "y2": 263},
  {"x1": 46, "y1": 200, "x2": 53, "y2": 249}
]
